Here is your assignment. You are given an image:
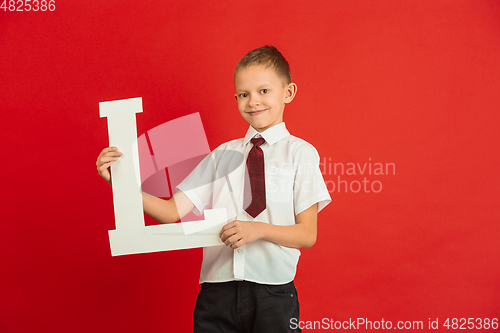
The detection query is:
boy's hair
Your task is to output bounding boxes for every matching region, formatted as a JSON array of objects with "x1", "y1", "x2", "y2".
[{"x1": 235, "y1": 45, "x2": 292, "y2": 85}]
